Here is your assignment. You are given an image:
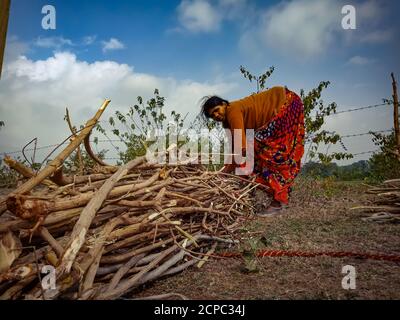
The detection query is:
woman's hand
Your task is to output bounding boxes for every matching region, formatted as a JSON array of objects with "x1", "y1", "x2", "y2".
[{"x1": 221, "y1": 164, "x2": 236, "y2": 174}]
